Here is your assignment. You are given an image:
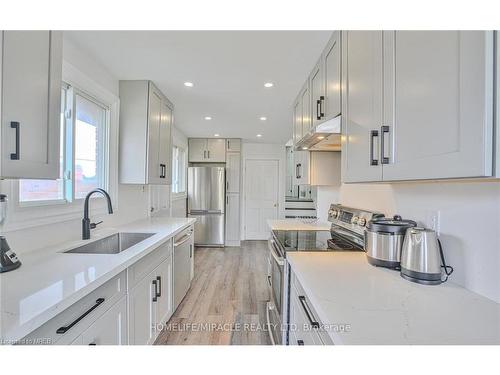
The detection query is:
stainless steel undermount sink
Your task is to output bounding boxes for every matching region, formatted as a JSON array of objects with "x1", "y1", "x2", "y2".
[{"x1": 64, "y1": 232, "x2": 156, "y2": 255}]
